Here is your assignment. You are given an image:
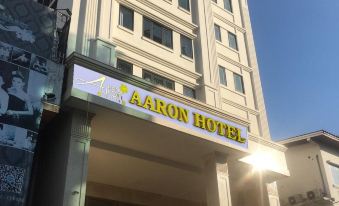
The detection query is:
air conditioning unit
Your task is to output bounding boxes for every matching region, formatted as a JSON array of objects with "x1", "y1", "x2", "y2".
[
  {"x1": 306, "y1": 189, "x2": 323, "y2": 200},
  {"x1": 288, "y1": 194, "x2": 306, "y2": 205}
]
